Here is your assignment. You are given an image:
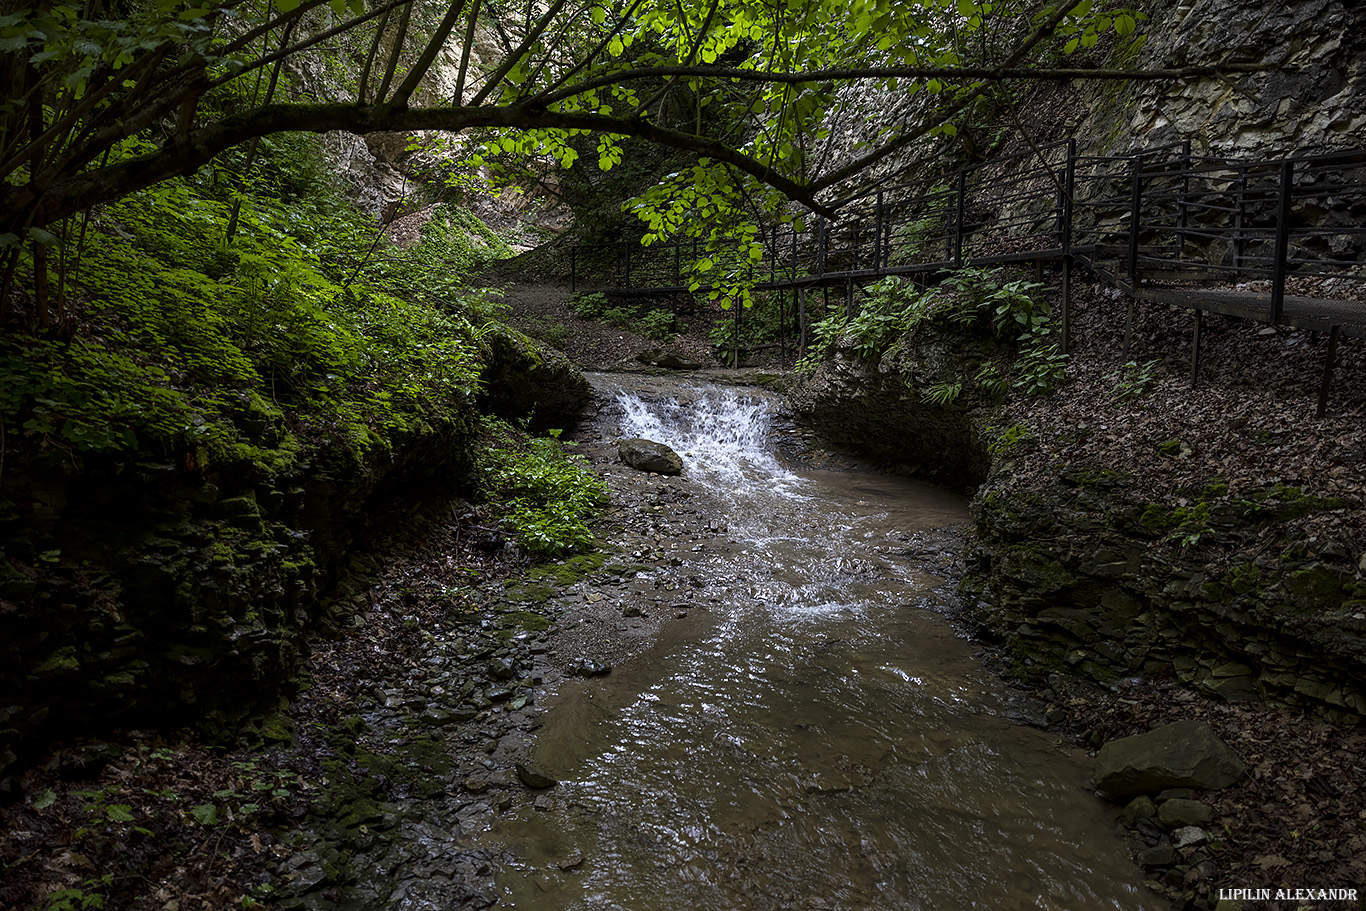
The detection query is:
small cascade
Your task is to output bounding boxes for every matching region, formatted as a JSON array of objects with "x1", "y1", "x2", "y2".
[{"x1": 613, "y1": 385, "x2": 801, "y2": 501}]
